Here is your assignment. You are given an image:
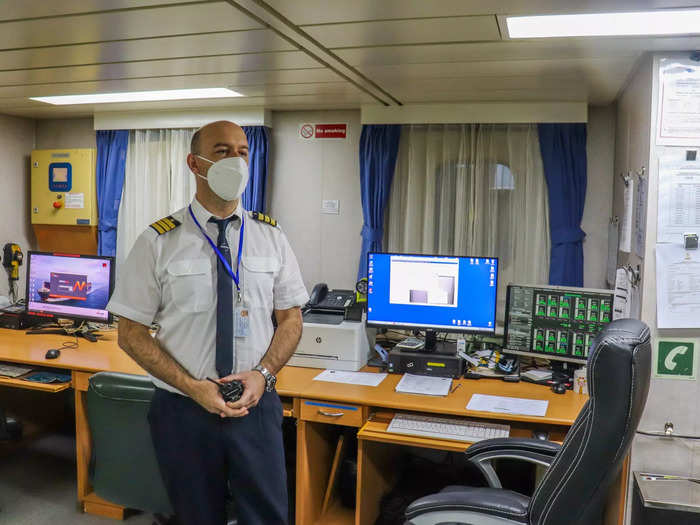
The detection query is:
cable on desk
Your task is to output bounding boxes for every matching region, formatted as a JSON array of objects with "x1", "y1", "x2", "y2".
[{"x1": 60, "y1": 340, "x2": 79, "y2": 350}]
